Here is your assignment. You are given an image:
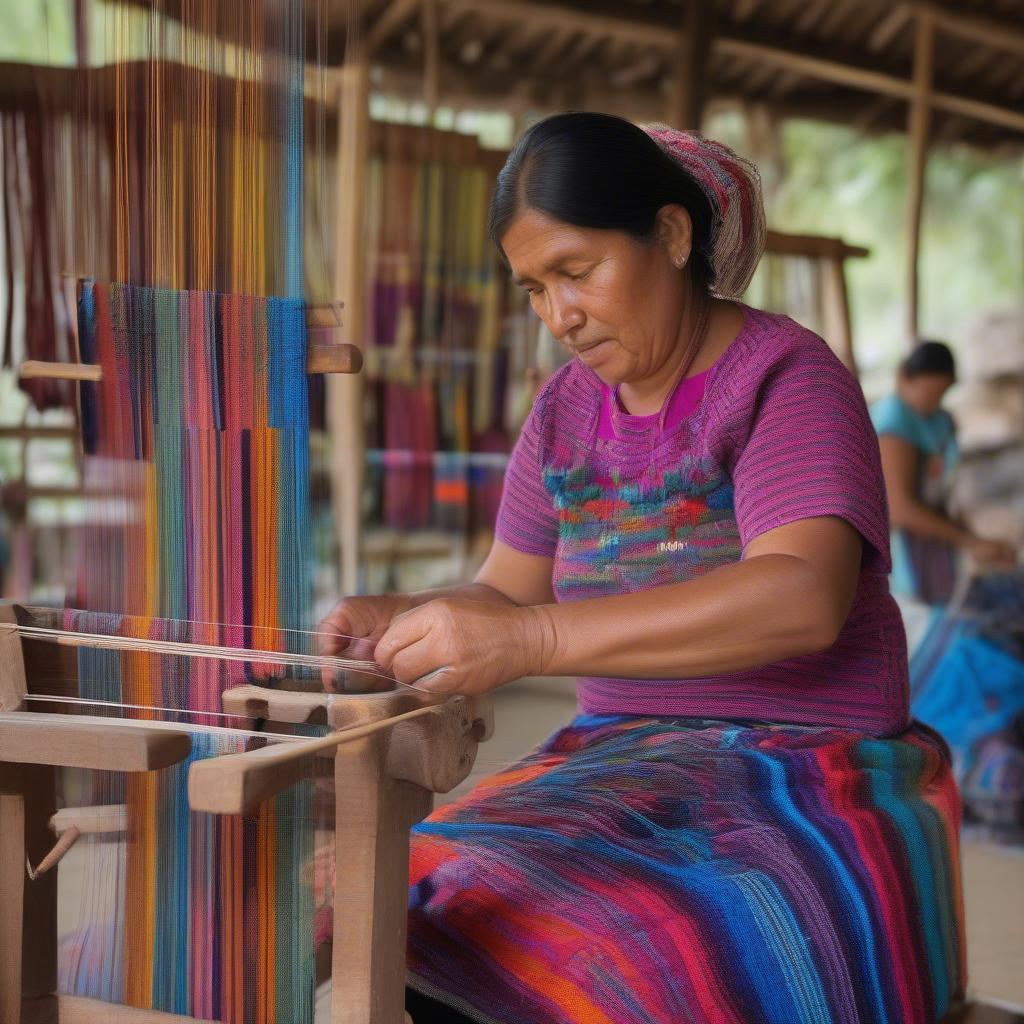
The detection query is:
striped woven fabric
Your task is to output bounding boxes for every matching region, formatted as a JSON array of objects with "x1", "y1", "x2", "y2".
[
  {"x1": 57, "y1": 281, "x2": 319, "y2": 1023},
  {"x1": 408, "y1": 715, "x2": 965, "y2": 1024}
]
